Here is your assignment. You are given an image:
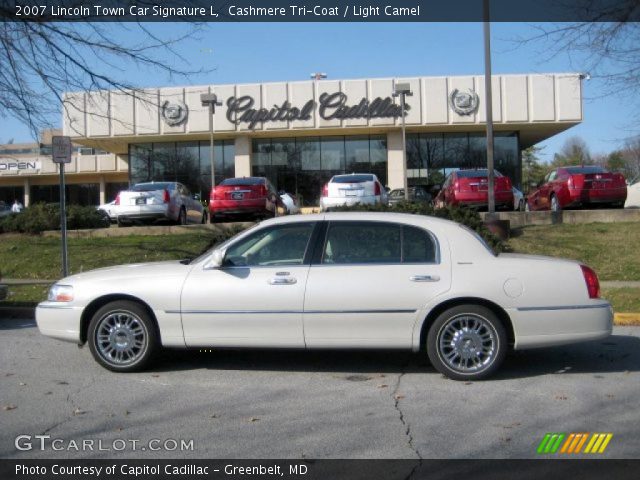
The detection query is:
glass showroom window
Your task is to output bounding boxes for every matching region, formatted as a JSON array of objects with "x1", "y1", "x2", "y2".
[
  {"x1": 406, "y1": 132, "x2": 520, "y2": 188},
  {"x1": 252, "y1": 135, "x2": 387, "y2": 206},
  {"x1": 129, "y1": 141, "x2": 235, "y2": 198}
]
